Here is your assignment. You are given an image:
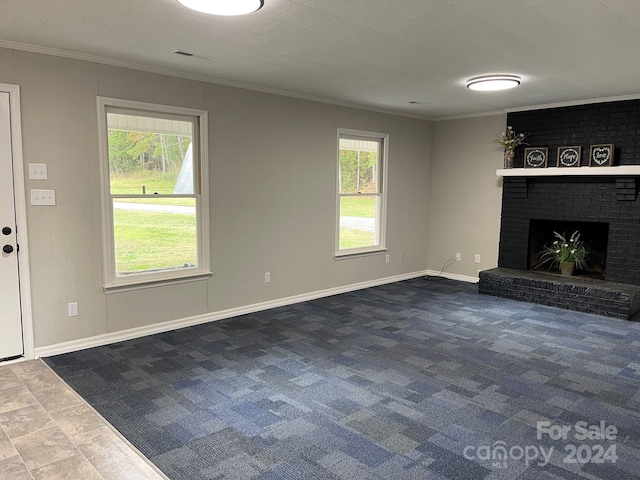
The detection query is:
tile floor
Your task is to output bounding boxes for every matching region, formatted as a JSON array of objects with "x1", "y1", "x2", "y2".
[{"x1": 0, "y1": 359, "x2": 167, "y2": 480}]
